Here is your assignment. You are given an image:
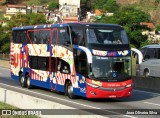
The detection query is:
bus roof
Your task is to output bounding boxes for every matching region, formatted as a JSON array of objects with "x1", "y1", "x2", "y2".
[{"x1": 12, "y1": 22, "x2": 123, "y2": 31}]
